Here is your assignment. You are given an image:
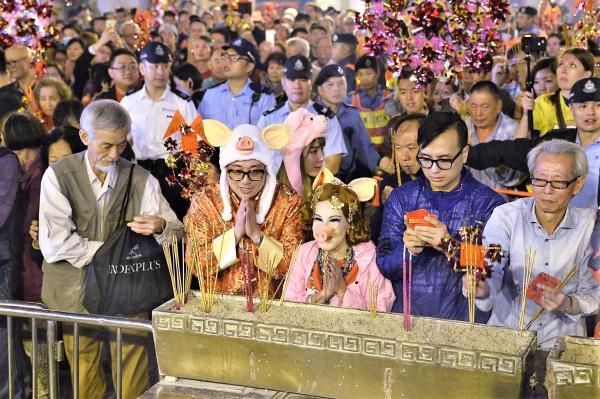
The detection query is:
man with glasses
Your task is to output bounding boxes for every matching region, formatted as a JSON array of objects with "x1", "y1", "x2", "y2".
[
  {"x1": 468, "y1": 77, "x2": 600, "y2": 209},
  {"x1": 466, "y1": 140, "x2": 598, "y2": 396},
  {"x1": 120, "y1": 41, "x2": 197, "y2": 219},
  {"x1": 185, "y1": 122, "x2": 303, "y2": 296},
  {"x1": 198, "y1": 38, "x2": 275, "y2": 128},
  {"x1": 96, "y1": 49, "x2": 139, "y2": 102},
  {"x1": 377, "y1": 112, "x2": 504, "y2": 322},
  {"x1": 5, "y1": 44, "x2": 37, "y2": 113}
]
